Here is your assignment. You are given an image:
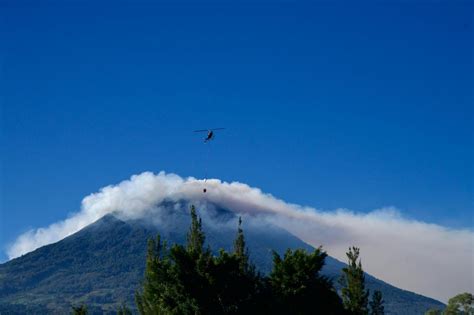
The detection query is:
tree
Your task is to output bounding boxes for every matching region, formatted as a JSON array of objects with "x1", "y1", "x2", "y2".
[
  {"x1": 136, "y1": 204, "x2": 349, "y2": 315},
  {"x1": 186, "y1": 205, "x2": 206, "y2": 255},
  {"x1": 172, "y1": 205, "x2": 215, "y2": 313},
  {"x1": 117, "y1": 304, "x2": 132, "y2": 315},
  {"x1": 71, "y1": 305, "x2": 88, "y2": 315},
  {"x1": 233, "y1": 216, "x2": 249, "y2": 272},
  {"x1": 369, "y1": 290, "x2": 384, "y2": 315},
  {"x1": 444, "y1": 292, "x2": 473, "y2": 315},
  {"x1": 340, "y1": 246, "x2": 370, "y2": 315},
  {"x1": 425, "y1": 309, "x2": 442, "y2": 315},
  {"x1": 136, "y1": 205, "x2": 260, "y2": 315},
  {"x1": 135, "y1": 235, "x2": 178, "y2": 314},
  {"x1": 270, "y1": 247, "x2": 346, "y2": 315},
  {"x1": 207, "y1": 216, "x2": 264, "y2": 314}
]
